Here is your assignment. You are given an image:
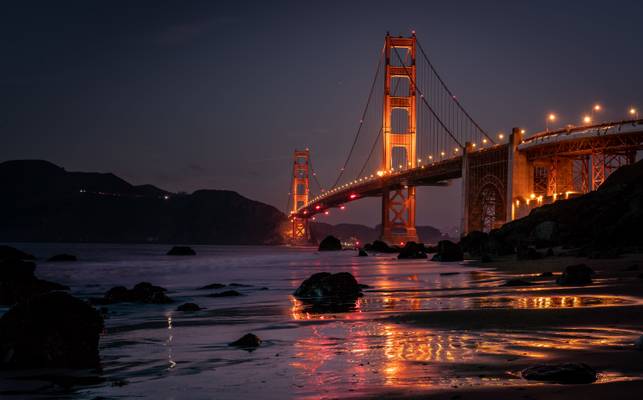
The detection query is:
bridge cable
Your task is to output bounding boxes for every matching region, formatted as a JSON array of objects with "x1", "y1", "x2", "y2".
[
  {"x1": 415, "y1": 38, "x2": 495, "y2": 144},
  {"x1": 330, "y1": 44, "x2": 385, "y2": 190},
  {"x1": 307, "y1": 156, "x2": 325, "y2": 195},
  {"x1": 392, "y1": 46, "x2": 464, "y2": 149}
]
